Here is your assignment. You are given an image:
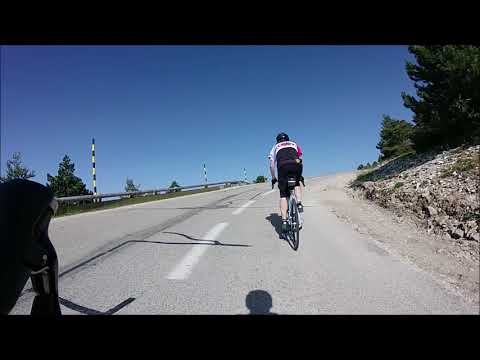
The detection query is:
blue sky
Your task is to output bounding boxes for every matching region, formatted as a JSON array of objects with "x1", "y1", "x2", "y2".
[{"x1": 1, "y1": 45, "x2": 415, "y2": 193}]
